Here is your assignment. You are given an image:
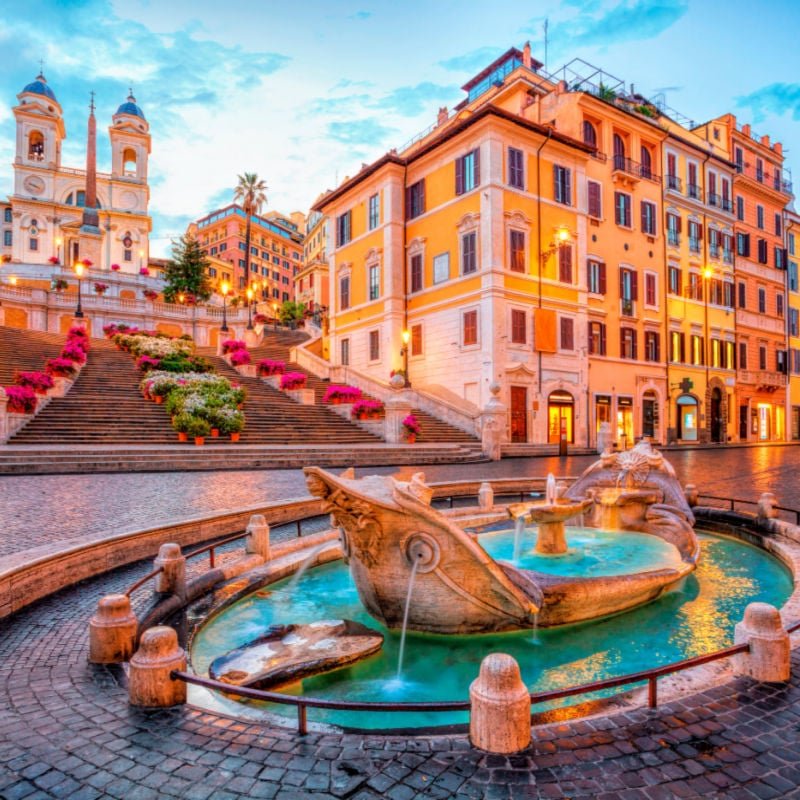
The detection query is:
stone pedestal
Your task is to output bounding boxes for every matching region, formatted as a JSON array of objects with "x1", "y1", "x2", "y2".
[
  {"x1": 154, "y1": 543, "x2": 186, "y2": 599},
  {"x1": 734, "y1": 602, "x2": 790, "y2": 682},
  {"x1": 49, "y1": 377, "x2": 73, "y2": 398},
  {"x1": 478, "y1": 482, "x2": 494, "y2": 510},
  {"x1": 245, "y1": 514, "x2": 270, "y2": 561},
  {"x1": 480, "y1": 383, "x2": 507, "y2": 461},
  {"x1": 470, "y1": 653, "x2": 531, "y2": 753},
  {"x1": 235, "y1": 363, "x2": 257, "y2": 378},
  {"x1": 757, "y1": 492, "x2": 779, "y2": 522},
  {"x1": 684, "y1": 484, "x2": 698, "y2": 507},
  {"x1": 535, "y1": 521, "x2": 567, "y2": 554},
  {"x1": 384, "y1": 392, "x2": 413, "y2": 444},
  {"x1": 128, "y1": 626, "x2": 187, "y2": 707},
  {"x1": 287, "y1": 388, "x2": 315, "y2": 405},
  {"x1": 89, "y1": 594, "x2": 138, "y2": 663},
  {"x1": 244, "y1": 328, "x2": 261, "y2": 348}
]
